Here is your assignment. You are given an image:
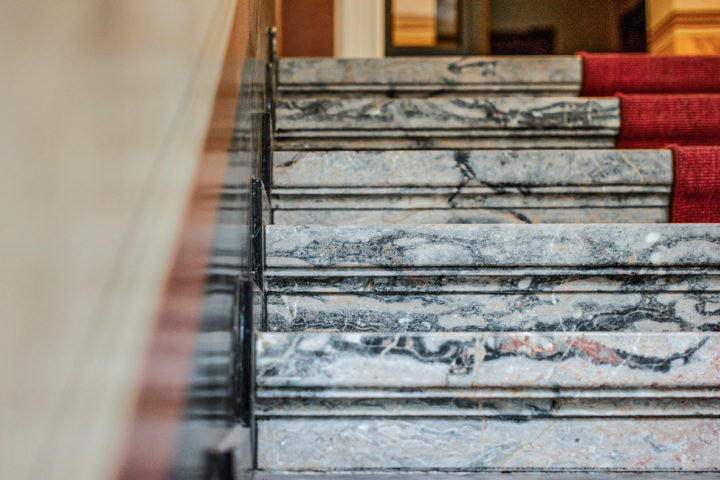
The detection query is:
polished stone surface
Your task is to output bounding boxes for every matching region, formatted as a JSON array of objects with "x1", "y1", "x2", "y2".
[
  {"x1": 266, "y1": 224, "x2": 720, "y2": 268},
  {"x1": 278, "y1": 57, "x2": 581, "y2": 97},
  {"x1": 265, "y1": 224, "x2": 720, "y2": 333},
  {"x1": 256, "y1": 331, "x2": 720, "y2": 471},
  {"x1": 257, "y1": 332, "x2": 720, "y2": 389},
  {"x1": 257, "y1": 417, "x2": 720, "y2": 471},
  {"x1": 260, "y1": 56, "x2": 720, "y2": 475},
  {"x1": 273, "y1": 150, "x2": 671, "y2": 224},
  {"x1": 275, "y1": 97, "x2": 619, "y2": 150}
]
